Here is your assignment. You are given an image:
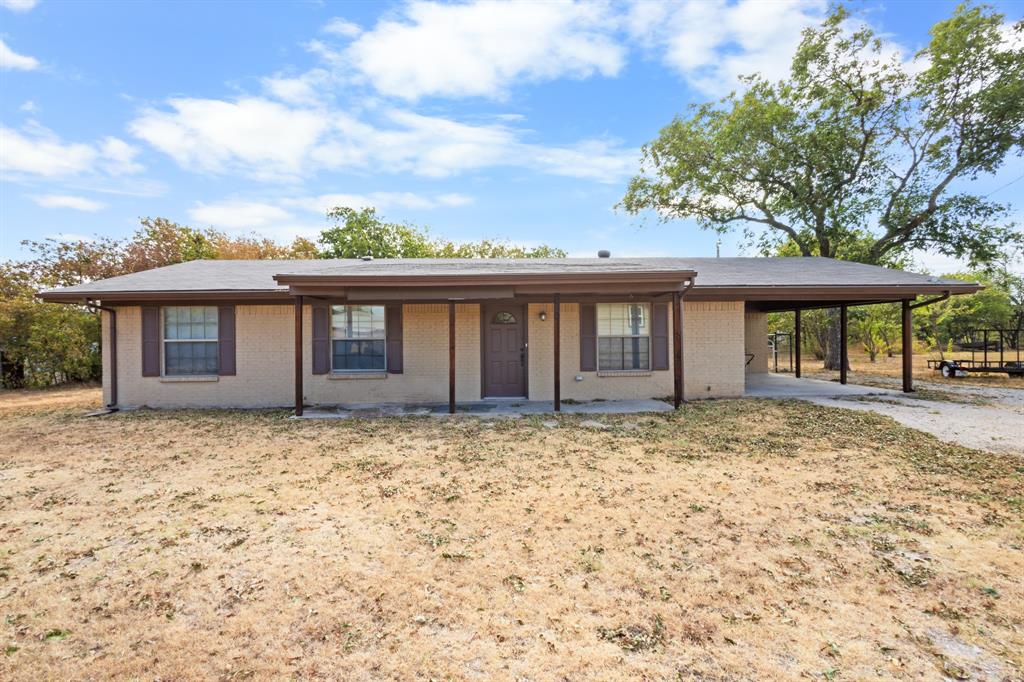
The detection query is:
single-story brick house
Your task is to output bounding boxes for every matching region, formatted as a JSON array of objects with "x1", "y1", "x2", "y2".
[{"x1": 38, "y1": 256, "x2": 979, "y2": 413}]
